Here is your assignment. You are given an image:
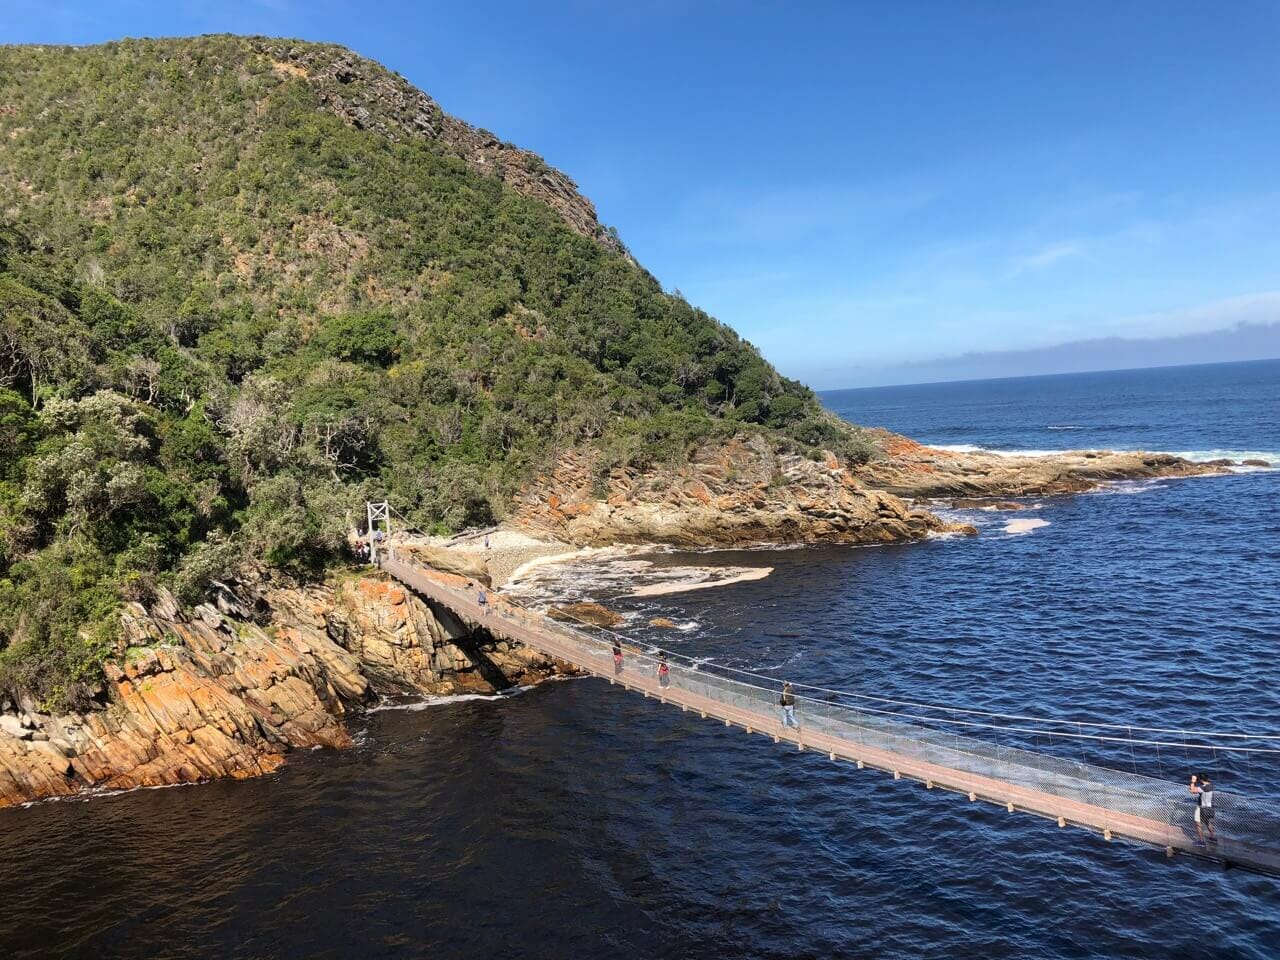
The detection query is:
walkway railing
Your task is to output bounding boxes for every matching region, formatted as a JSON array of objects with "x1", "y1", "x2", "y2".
[{"x1": 377, "y1": 549, "x2": 1280, "y2": 876}]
